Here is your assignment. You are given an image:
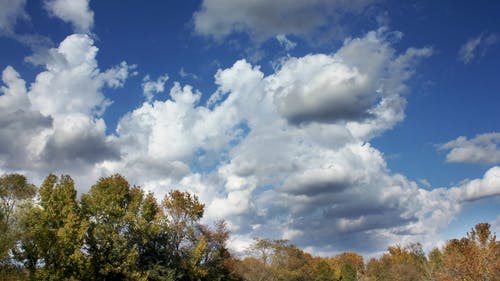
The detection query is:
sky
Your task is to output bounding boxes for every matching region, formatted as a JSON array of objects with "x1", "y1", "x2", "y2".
[{"x1": 0, "y1": 0, "x2": 499, "y2": 257}]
